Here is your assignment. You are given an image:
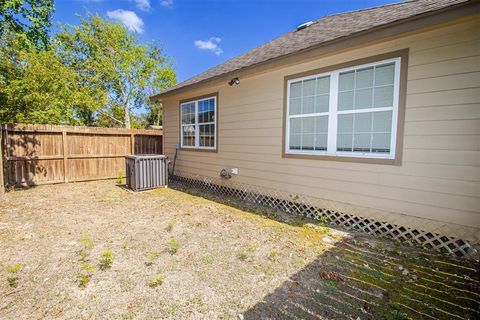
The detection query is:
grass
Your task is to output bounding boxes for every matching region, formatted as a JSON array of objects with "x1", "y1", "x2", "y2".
[
  {"x1": 148, "y1": 274, "x2": 166, "y2": 288},
  {"x1": 5, "y1": 263, "x2": 23, "y2": 287},
  {"x1": 166, "y1": 220, "x2": 176, "y2": 232},
  {"x1": 98, "y1": 251, "x2": 114, "y2": 270},
  {"x1": 237, "y1": 251, "x2": 249, "y2": 261},
  {"x1": 166, "y1": 238, "x2": 180, "y2": 254}
]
